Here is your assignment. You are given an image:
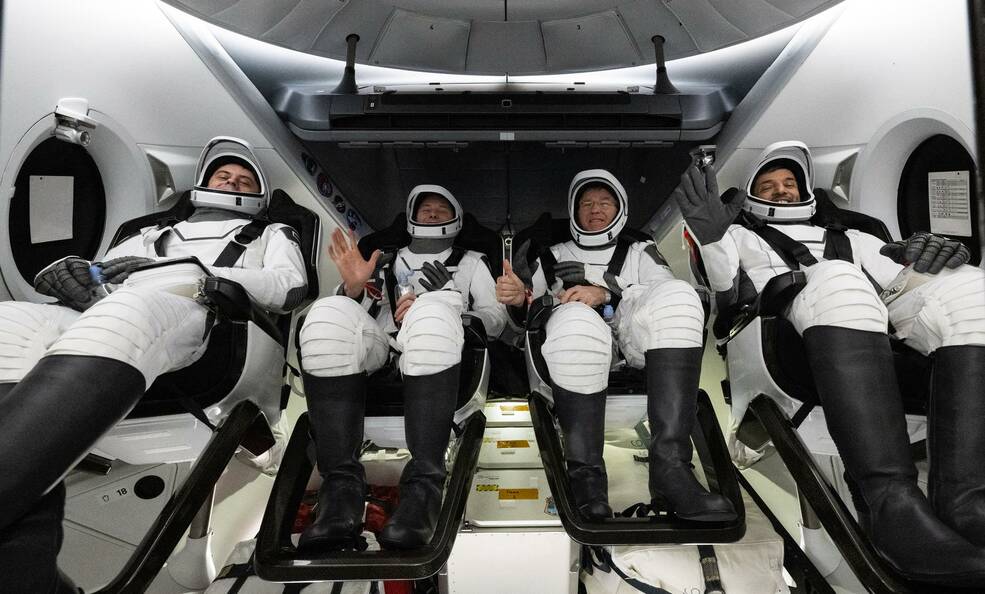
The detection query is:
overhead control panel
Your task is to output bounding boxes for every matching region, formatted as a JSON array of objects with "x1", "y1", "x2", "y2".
[{"x1": 273, "y1": 84, "x2": 729, "y2": 145}]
